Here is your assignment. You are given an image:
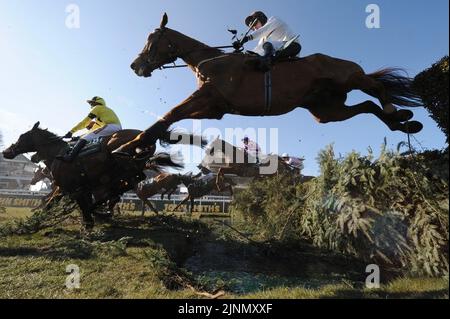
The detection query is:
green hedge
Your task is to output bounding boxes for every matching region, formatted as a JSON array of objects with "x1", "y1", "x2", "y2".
[
  {"x1": 414, "y1": 56, "x2": 449, "y2": 144},
  {"x1": 231, "y1": 145, "x2": 449, "y2": 277}
]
